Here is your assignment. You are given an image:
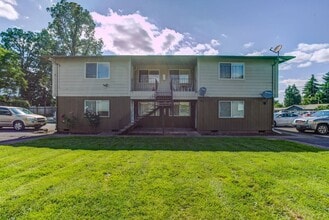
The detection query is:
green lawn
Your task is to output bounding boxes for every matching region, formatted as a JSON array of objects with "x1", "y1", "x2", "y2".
[{"x1": 0, "y1": 136, "x2": 328, "y2": 219}]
